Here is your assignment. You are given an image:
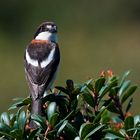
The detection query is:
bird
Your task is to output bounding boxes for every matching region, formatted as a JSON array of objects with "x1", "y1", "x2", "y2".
[{"x1": 24, "y1": 22, "x2": 60, "y2": 126}]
